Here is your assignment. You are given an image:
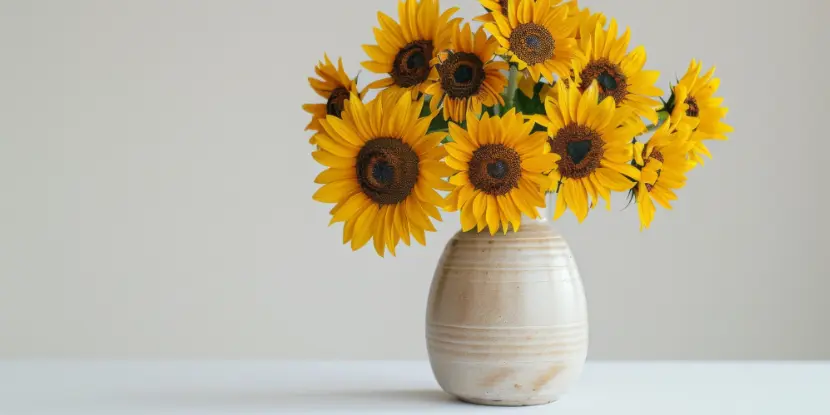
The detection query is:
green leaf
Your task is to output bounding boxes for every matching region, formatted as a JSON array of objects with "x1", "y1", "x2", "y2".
[
  {"x1": 514, "y1": 82, "x2": 546, "y2": 117},
  {"x1": 419, "y1": 96, "x2": 433, "y2": 118},
  {"x1": 427, "y1": 114, "x2": 450, "y2": 133}
]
